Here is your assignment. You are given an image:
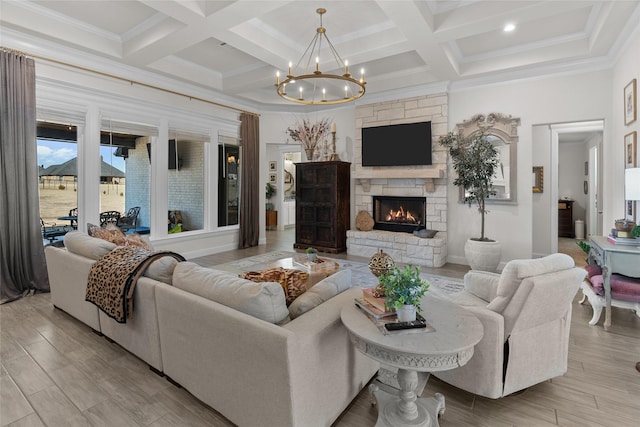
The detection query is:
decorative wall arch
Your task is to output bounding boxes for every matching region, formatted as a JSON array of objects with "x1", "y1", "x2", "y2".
[{"x1": 456, "y1": 113, "x2": 521, "y2": 203}]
